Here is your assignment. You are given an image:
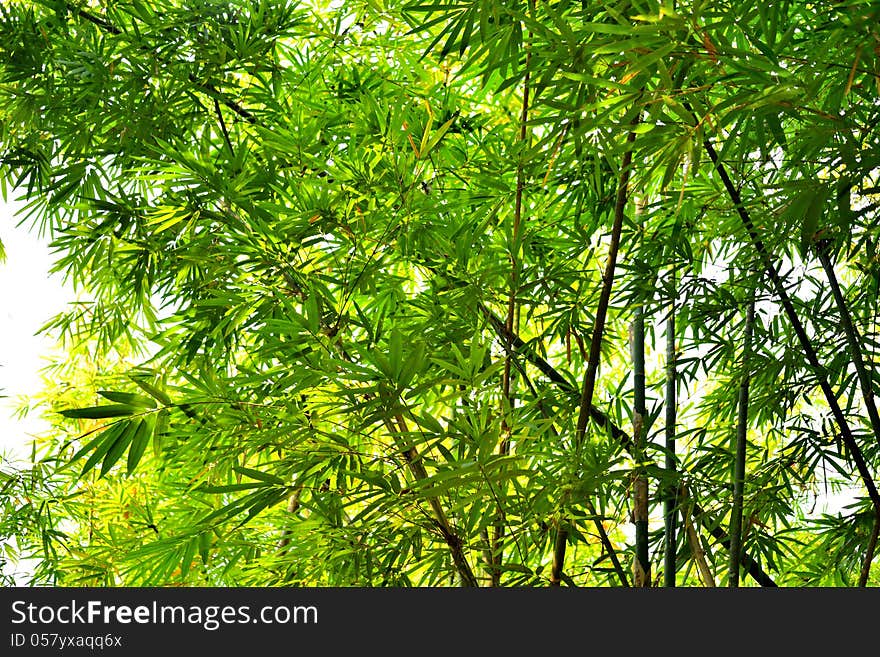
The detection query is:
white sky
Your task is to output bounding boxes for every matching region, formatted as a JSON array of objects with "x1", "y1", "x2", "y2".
[{"x1": 0, "y1": 198, "x2": 74, "y2": 465}]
